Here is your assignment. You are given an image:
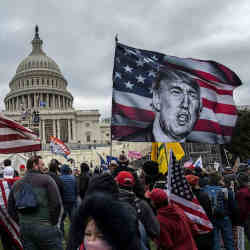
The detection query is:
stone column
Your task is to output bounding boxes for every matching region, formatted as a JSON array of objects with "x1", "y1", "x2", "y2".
[
  {"x1": 28, "y1": 95, "x2": 30, "y2": 109},
  {"x1": 42, "y1": 120, "x2": 46, "y2": 143},
  {"x1": 67, "y1": 119, "x2": 71, "y2": 142},
  {"x1": 16, "y1": 97, "x2": 19, "y2": 111},
  {"x1": 46, "y1": 94, "x2": 49, "y2": 108},
  {"x1": 72, "y1": 119, "x2": 76, "y2": 142},
  {"x1": 53, "y1": 119, "x2": 56, "y2": 137},
  {"x1": 53, "y1": 94, "x2": 55, "y2": 109},
  {"x1": 57, "y1": 119, "x2": 60, "y2": 139}
]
